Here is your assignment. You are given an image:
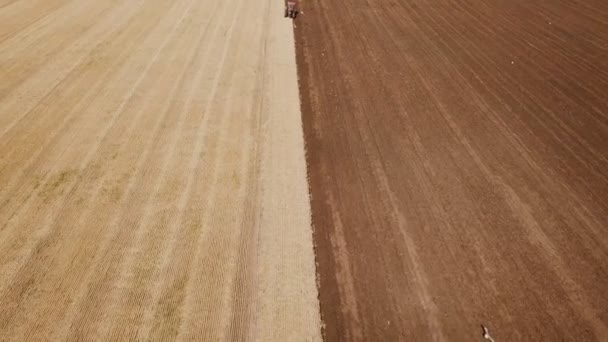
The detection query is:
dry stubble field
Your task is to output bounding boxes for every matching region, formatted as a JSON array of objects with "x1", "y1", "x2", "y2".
[{"x1": 0, "y1": 0, "x2": 321, "y2": 340}]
